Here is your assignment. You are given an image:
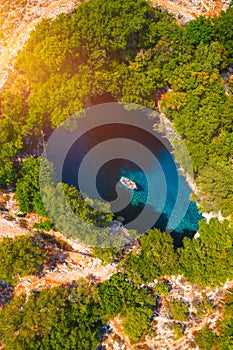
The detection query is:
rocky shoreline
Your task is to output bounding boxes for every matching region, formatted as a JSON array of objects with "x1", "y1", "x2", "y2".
[{"x1": 156, "y1": 110, "x2": 228, "y2": 224}]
